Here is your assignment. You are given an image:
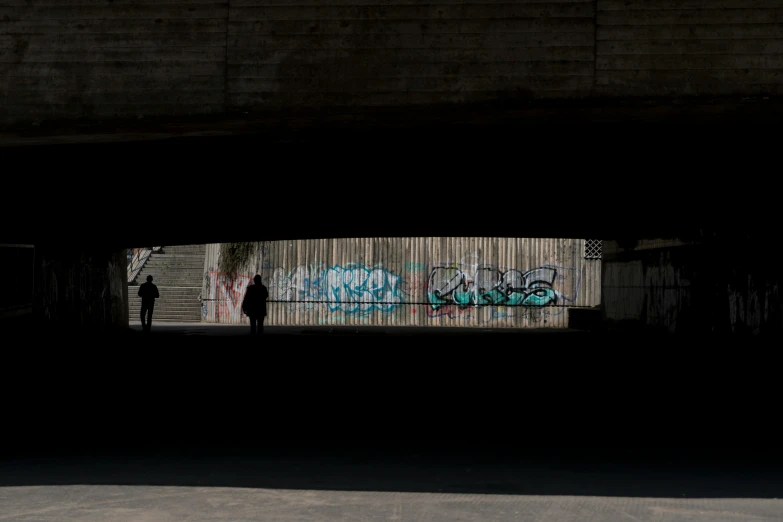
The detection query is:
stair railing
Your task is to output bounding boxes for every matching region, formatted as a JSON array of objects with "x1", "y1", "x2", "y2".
[{"x1": 127, "y1": 246, "x2": 162, "y2": 283}]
